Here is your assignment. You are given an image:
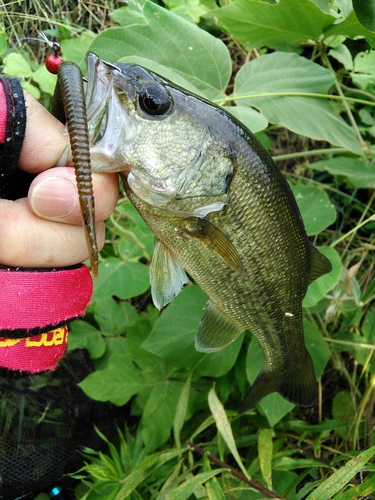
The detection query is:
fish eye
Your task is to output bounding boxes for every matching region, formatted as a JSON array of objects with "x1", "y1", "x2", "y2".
[{"x1": 138, "y1": 85, "x2": 172, "y2": 116}]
